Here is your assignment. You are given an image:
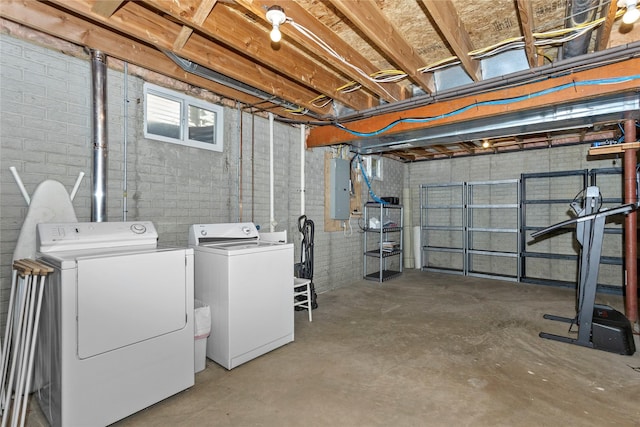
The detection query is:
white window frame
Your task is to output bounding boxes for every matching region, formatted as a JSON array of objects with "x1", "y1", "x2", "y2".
[
  {"x1": 143, "y1": 83, "x2": 224, "y2": 152},
  {"x1": 363, "y1": 155, "x2": 383, "y2": 181}
]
